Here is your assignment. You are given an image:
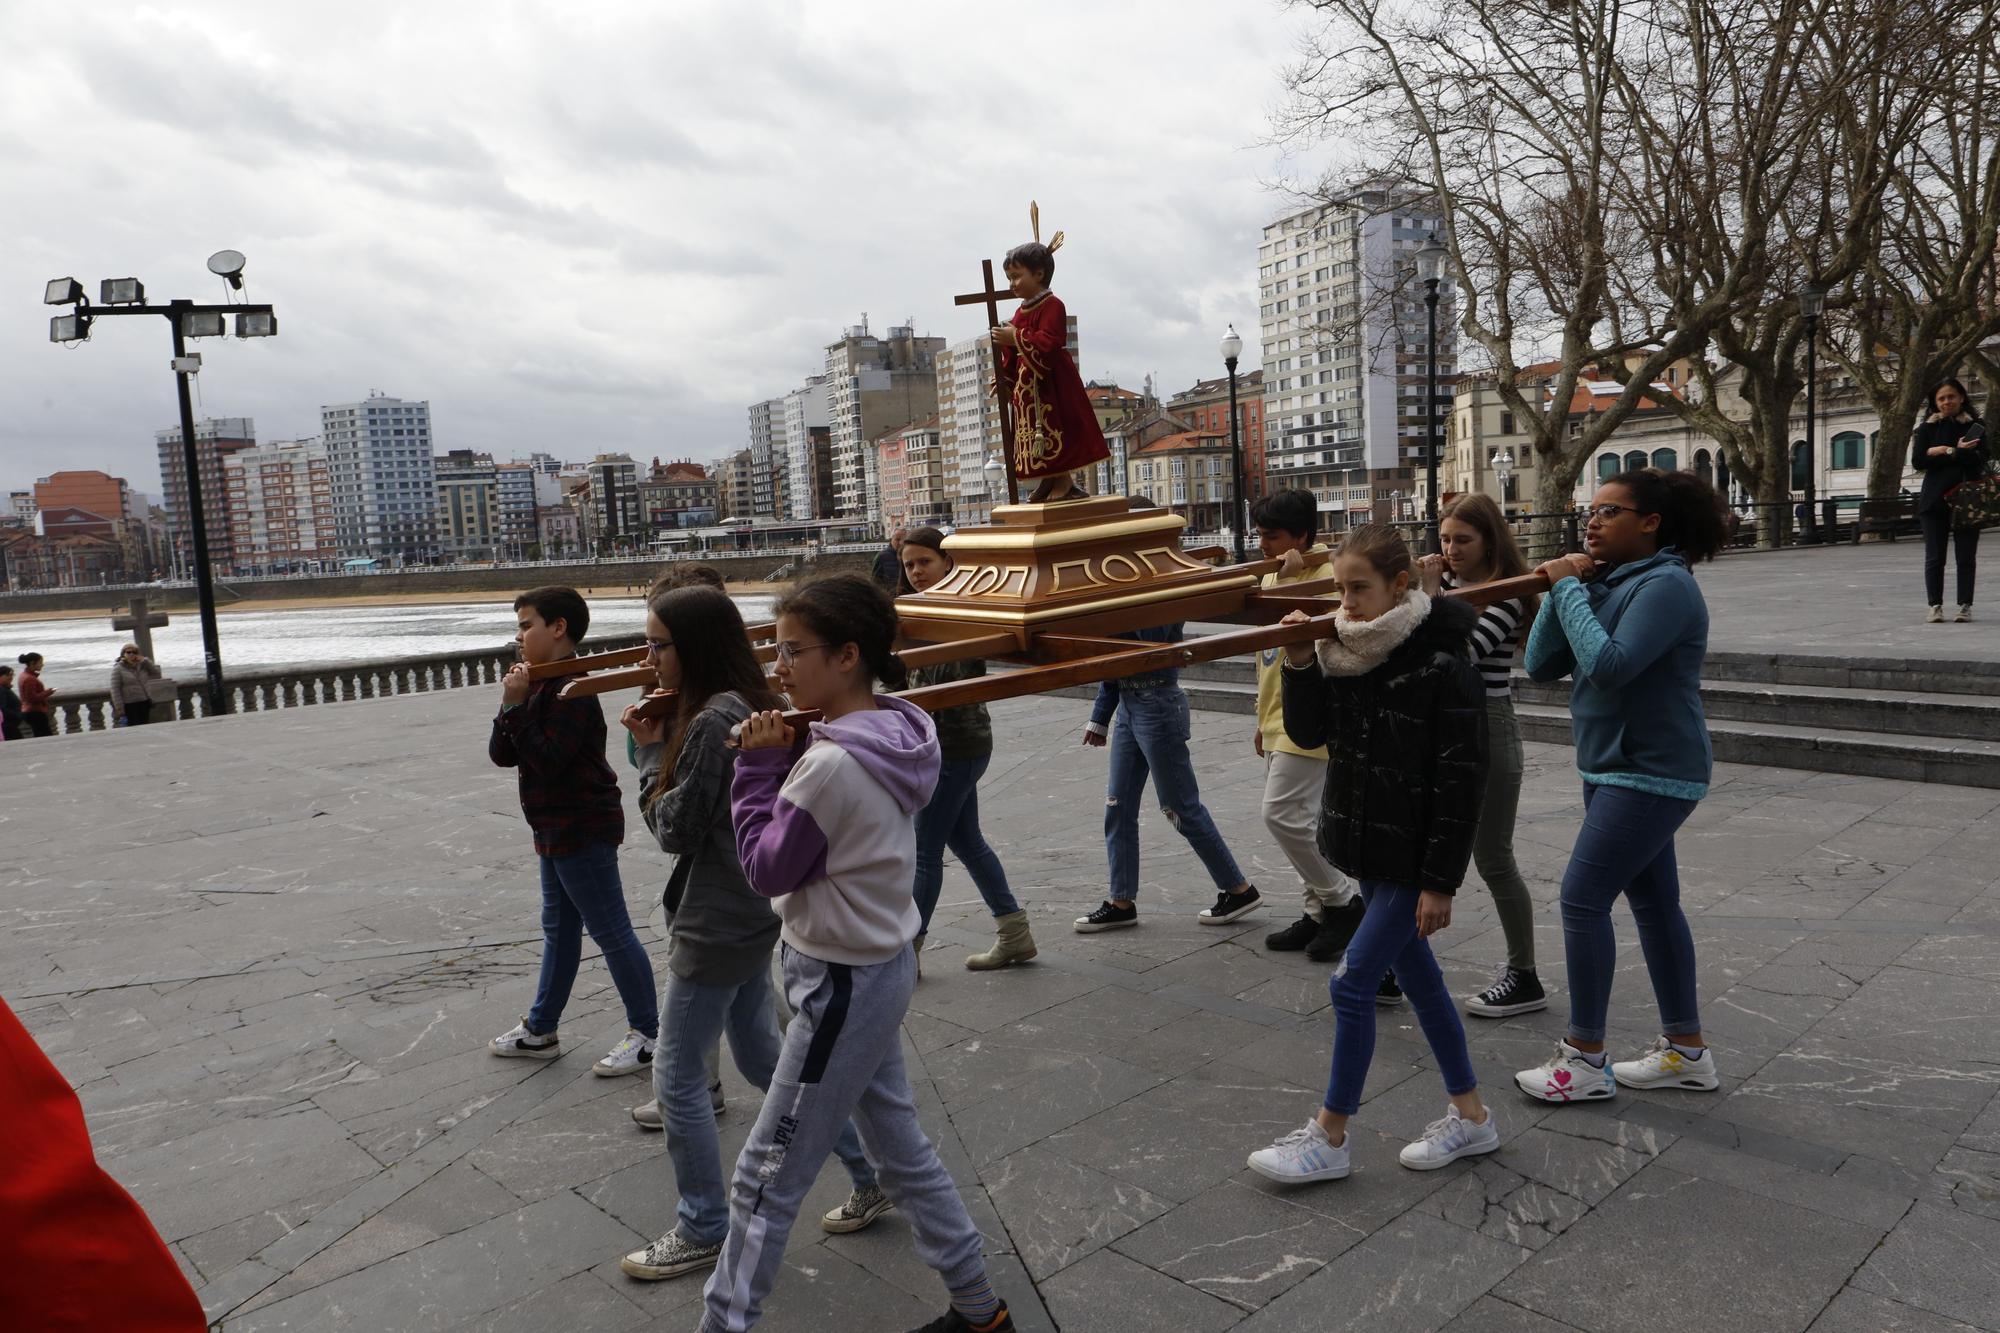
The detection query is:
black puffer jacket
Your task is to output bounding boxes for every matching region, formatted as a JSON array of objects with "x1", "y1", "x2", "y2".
[{"x1": 1280, "y1": 597, "x2": 1487, "y2": 895}]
